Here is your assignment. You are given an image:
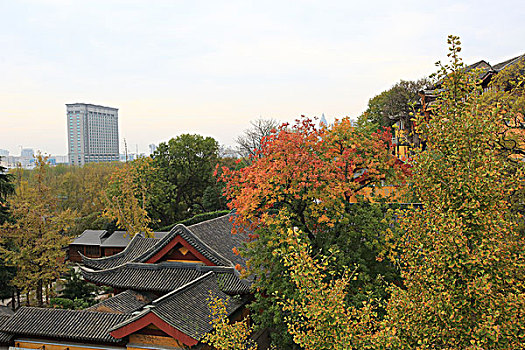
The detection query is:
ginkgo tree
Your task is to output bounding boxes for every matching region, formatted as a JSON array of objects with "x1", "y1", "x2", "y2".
[
  {"x1": 379, "y1": 35, "x2": 525, "y2": 349},
  {"x1": 104, "y1": 157, "x2": 155, "y2": 238}
]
